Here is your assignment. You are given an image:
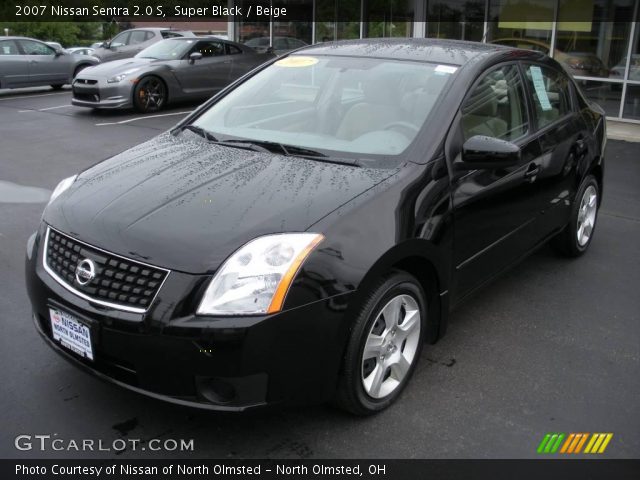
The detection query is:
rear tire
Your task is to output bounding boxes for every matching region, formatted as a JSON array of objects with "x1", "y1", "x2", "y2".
[
  {"x1": 335, "y1": 272, "x2": 427, "y2": 415},
  {"x1": 133, "y1": 76, "x2": 166, "y2": 113},
  {"x1": 551, "y1": 174, "x2": 599, "y2": 257}
]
